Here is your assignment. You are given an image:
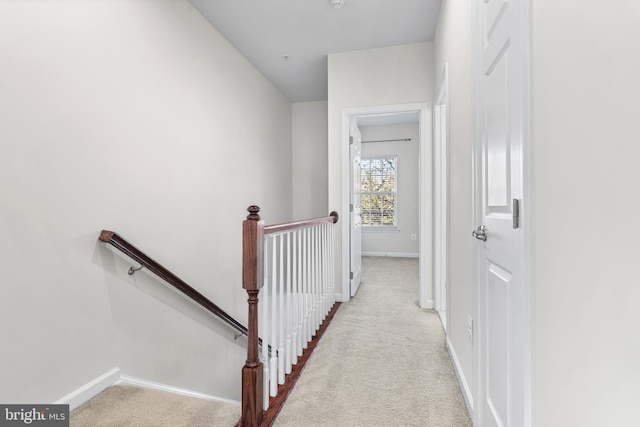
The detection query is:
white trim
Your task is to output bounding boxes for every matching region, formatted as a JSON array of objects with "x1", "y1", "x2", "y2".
[
  {"x1": 362, "y1": 252, "x2": 418, "y2": 258},
  {"x1": 446, "y1": 337, "x2": 474, "y2": 417},
  {"x1": 521, "y1": 3, "x2": 534, "y2": 426},
  {"x1": 340, "y1": 103, "x2": 432, "y2": 308},
  {"x1": 438, "y1": 309, "x2": 447, "y2": 330},
  {"x1": 470, "y1": 1, "x2": 482, "y2": 424},
  {"x1": 433, "y1": 63, "x2": 449, "y2": 327},
  {"x1": 119, "y1": 375, "x2": 240, "y2": 405},
  {"x1": 54, "y1": 367, "x2": 120, "y2": 410},
  {"x1": 54, "y1": 368, "x2": 241, "y2": 411},
  {"x1": 362, "y1": 226, "x2": 399, "y2": 232}
]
